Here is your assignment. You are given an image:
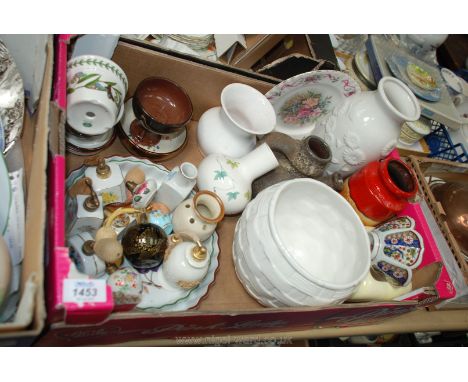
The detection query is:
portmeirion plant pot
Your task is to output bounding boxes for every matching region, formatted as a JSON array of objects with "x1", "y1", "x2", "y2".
[
  {"x1": 154, "y1": 162, "x2": 198, "y2": 211},
  {"x1": 67, "y1": 55, "x2": 128, "y2": 135},
  {"x1": 197, "y1": 143, "x2": 279, "y2": 215},
  {"x1": 197, "y1": 83, "x2": 276, "y2": 157},
  {"x1": 315, "y1": 77, "x2": 421, "y2": 176},
  {"x1": 160, "y1": 233, "x2": 209, "y2": 290},
  {"x1": 368, "y1": 216, "x2": 424, "y2": 286},
  {"x1": 252, "y1": 132, "x2": 335, "y2": 195},
  {"x1": 68, "y1": 232, "x2": 106, "y2": 277},
  {"x1": 342, "y1": 157, "x2": 418, "y2": 226},
  {"x1": 84, "y1": 158, "x2": 127, "y2": 206},
  {"x1": 107, "y1": 267, "x2": 143, "y2": 311},
  {"x1": 172, "y1": 190, "x2": 224, "y2": 242}
]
